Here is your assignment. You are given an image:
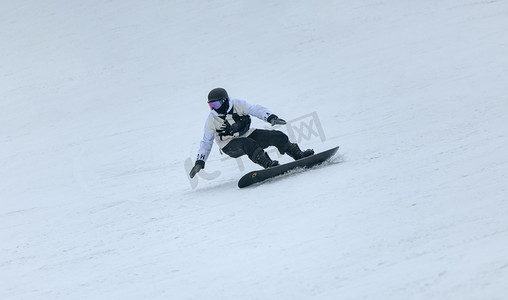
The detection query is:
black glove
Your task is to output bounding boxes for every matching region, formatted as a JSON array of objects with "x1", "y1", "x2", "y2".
[
  {"x1": 267, "y1": 114, "x2": 287, "y2": 126},
  {"x1": 189, "y1": 160, "x2": 205, "y2": 178}
]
